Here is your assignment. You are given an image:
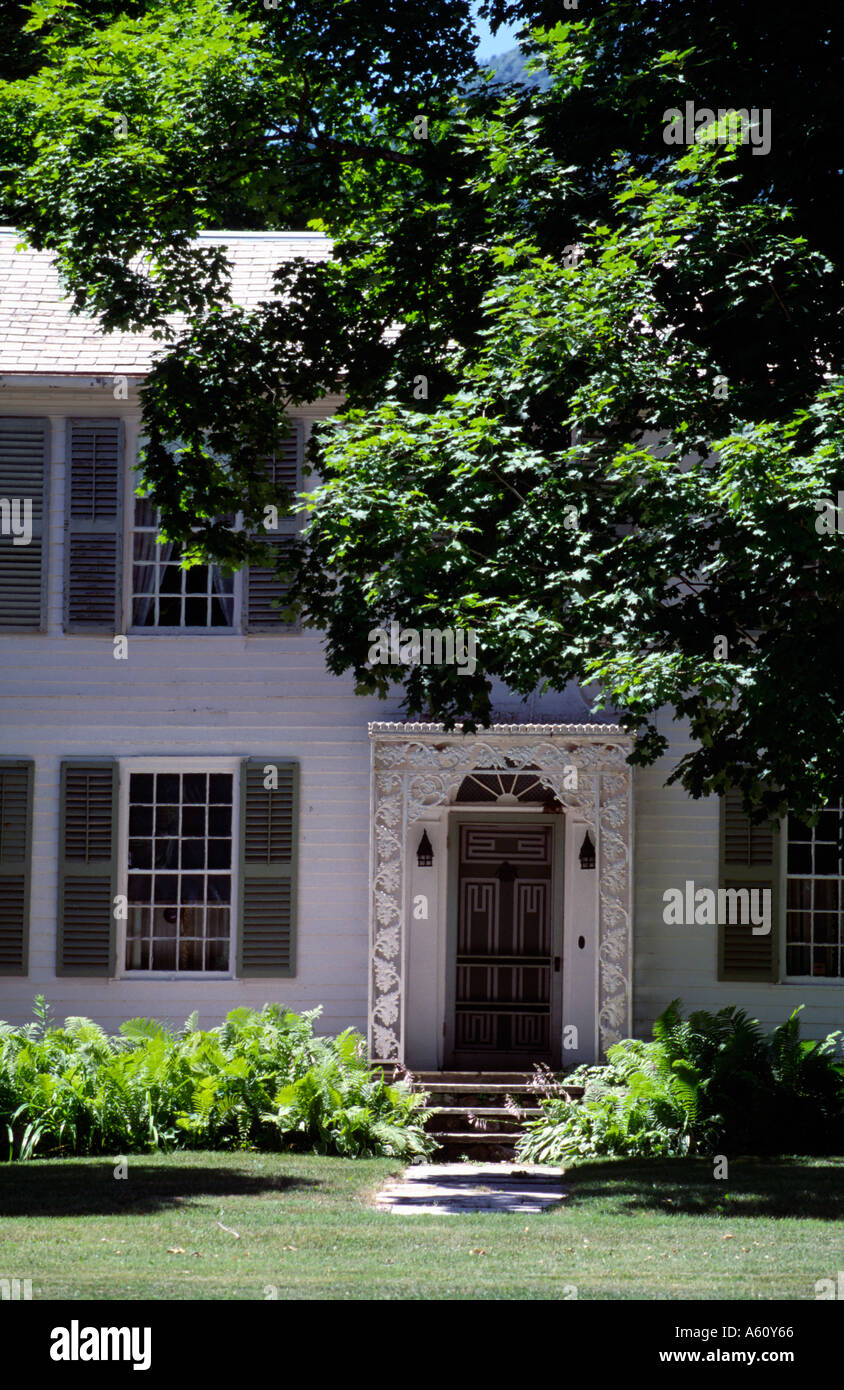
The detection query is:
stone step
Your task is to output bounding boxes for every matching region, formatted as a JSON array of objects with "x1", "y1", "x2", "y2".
[
  {"x1": 428, "y1": 1132, "x2": 521, "y2": 1159},
  {"x1": 428, "y1": 1105, "x2": 543, "y2": 1116},
  {"x1": 373, "y1": 1066, "x2": 583, "y2": 1158},
  {"x1": 411, "y1": 1071, "x2": 537, "y2": 1083},
  {"x1": 426, "y1": 1108, "x2": 539, "y2": 1135}
]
